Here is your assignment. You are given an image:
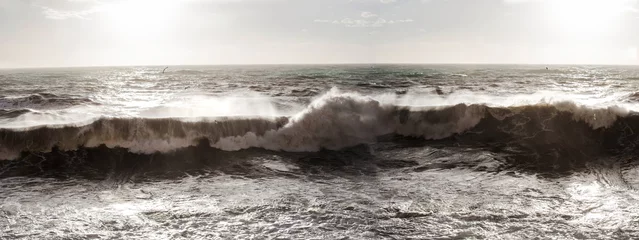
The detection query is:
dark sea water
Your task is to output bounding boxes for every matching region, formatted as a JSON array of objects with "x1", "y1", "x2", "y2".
[{"x1": 3, "y1": 64, "x2": 639, "y2": 239}]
